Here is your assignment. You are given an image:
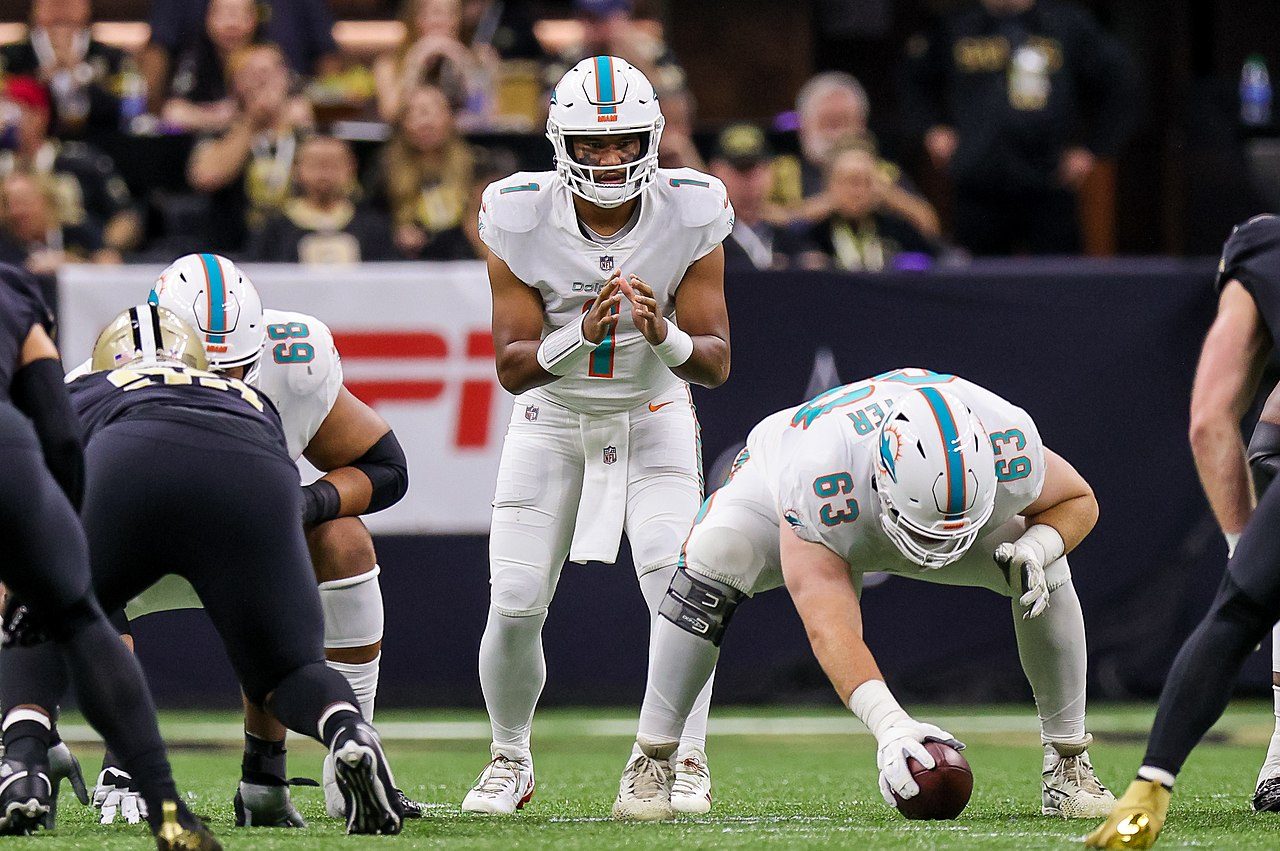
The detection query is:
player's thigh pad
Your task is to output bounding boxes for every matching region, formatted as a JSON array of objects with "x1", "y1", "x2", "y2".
[
  {"x1": 626, "y1": 390, "x2": 703, "y2": 575},
  {"x1": 489, "y1": 402, "x2": 584, "y2": 617},
  {"x1": 682, "y1": 462, "x2": 783, "y2": 596}
]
